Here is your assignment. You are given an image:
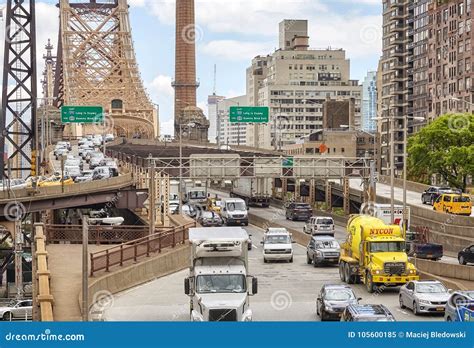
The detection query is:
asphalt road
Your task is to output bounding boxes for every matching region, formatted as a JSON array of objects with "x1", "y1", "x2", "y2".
[{"x1": 102, "y1": 223, "x2": 443, "y2": 322}]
